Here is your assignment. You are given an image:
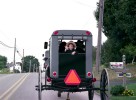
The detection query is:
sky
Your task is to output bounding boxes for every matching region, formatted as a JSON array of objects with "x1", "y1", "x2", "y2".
[{"x1": 0, "y1": 0, "x2": 107, "y2": 65}]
